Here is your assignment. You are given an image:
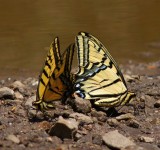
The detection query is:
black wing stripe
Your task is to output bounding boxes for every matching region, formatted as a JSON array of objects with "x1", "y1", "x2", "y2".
[
  {"x1": 45, "y1": 61, "x2": 51, "y2": 69},
  {"x1": 40, "y1": 78, "x2": 46, "y2": 86}
]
